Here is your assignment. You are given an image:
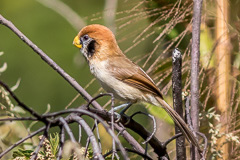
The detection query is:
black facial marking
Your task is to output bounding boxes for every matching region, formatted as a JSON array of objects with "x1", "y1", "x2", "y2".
[{"x1": 87, "y1": 40, "x2": 96, "y2": 57}]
